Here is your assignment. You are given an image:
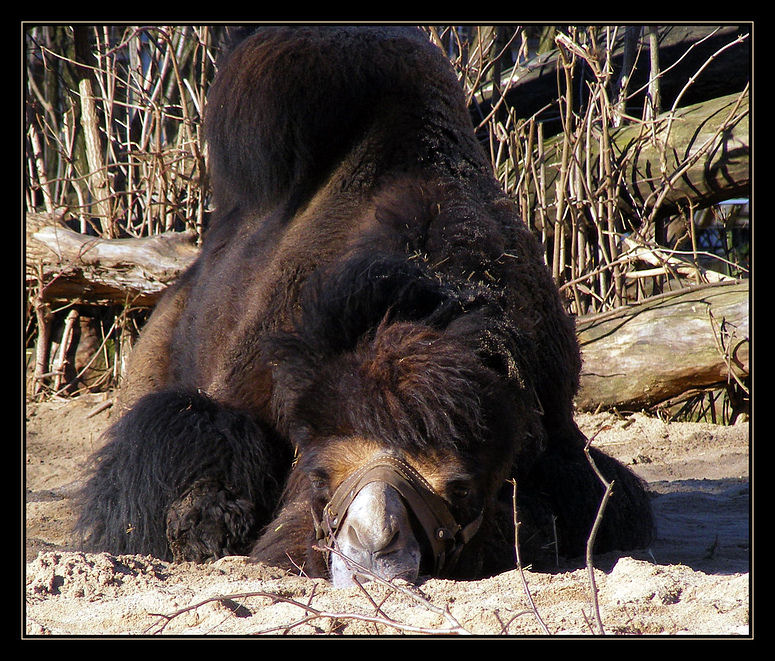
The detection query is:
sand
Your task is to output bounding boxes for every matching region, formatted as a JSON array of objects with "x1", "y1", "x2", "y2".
[{"x1": 24, "y1": 393, "x2": 751, "y2": 637}]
